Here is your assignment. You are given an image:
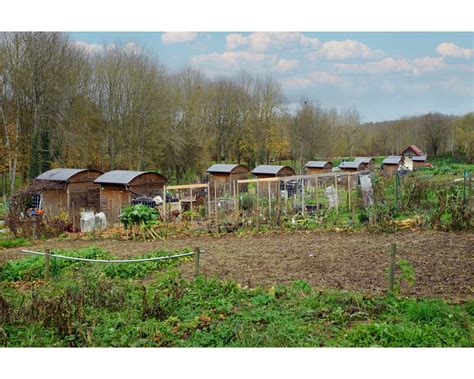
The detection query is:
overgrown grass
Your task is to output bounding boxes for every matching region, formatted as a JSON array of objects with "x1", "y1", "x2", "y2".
[
  {"x1": 0, "y1": 251, "x2": 471, "y2": 347},
  {"x1": 0, "y1": 246, "x2": 192, "y2": 281},
  {"x1": 0, "y1": 237, "x2": 29, "y2": 249}
]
